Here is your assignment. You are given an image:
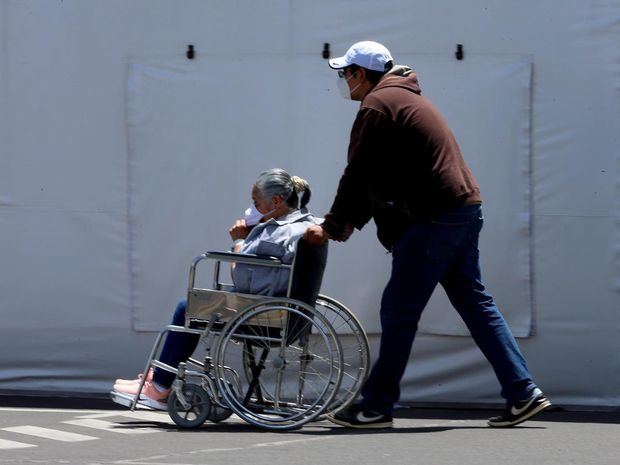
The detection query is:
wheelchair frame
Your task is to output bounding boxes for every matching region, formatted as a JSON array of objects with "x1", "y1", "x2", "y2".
[{"x1": 111, "y1": 247, "x2": 369, "y2": 430}]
